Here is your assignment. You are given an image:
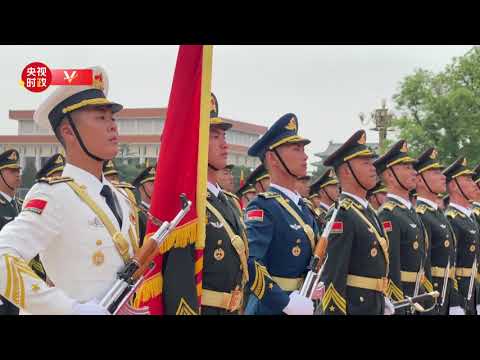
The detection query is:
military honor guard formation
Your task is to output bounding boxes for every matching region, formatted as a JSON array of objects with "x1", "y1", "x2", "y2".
[{"x1": 0, "y1": 61, "x2": 479, "y2": 316}]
